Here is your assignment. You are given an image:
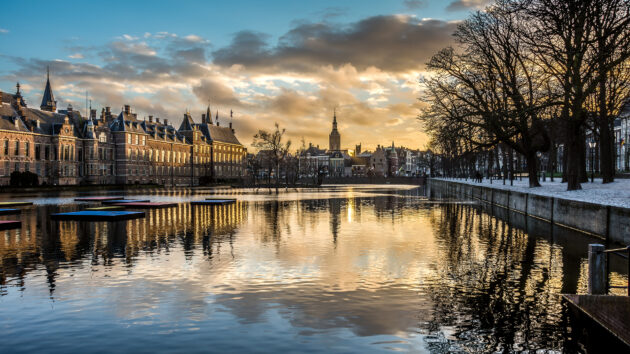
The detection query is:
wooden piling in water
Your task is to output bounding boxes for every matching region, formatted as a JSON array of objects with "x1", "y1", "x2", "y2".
[{"x1": 588, "y1": 244, "x2": 606, "y2": 295}]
